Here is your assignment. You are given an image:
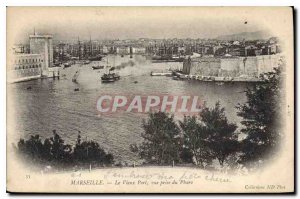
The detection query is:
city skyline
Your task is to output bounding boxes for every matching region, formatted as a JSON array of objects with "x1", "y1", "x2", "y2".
[
  {"x1": 8, "y1": 7, "x2": 277, "y2": 43},
  {"x1": 16, "y1": 30, "x2": 272, "y2": 45}
]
